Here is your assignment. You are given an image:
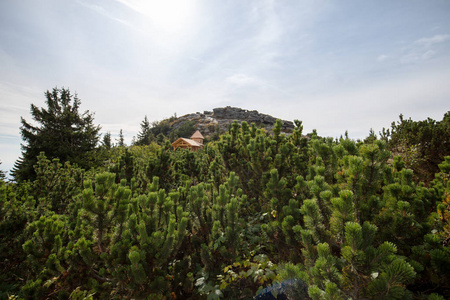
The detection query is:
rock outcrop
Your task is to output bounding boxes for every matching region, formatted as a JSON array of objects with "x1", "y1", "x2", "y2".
[{"x1": 171, "y1": 106, "x2": 294, "y2": 137}]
